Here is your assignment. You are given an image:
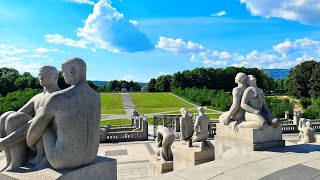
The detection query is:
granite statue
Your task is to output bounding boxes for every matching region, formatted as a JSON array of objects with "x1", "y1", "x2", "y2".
[
  {"x1": 191, "y1": 107, "x2": 211, "y2": 150},
  {"x1": 297, "y1": 120, "x2": 316, "y2": 144},
  {"x1": 0, "y1": 57, "x2": 100, "y2": 171},
  {"x1": 0, "y1": 66, "x2": 60, "y2": 171},
  {"x1": 238, "y1": 75, "x2": 279, "y2": 129},
  {"x1": 179, "y1": 108, "x2": 193, "y2": 146},
  {"x1": 155, "y1": 126, "x2": 174, "y2": 163},
  {"x1": 219, "y1": 72, "x2": 247, "y2": 128},
  {"x1": 26, "y1": 57, "x2": 101, "y2": 169}
]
